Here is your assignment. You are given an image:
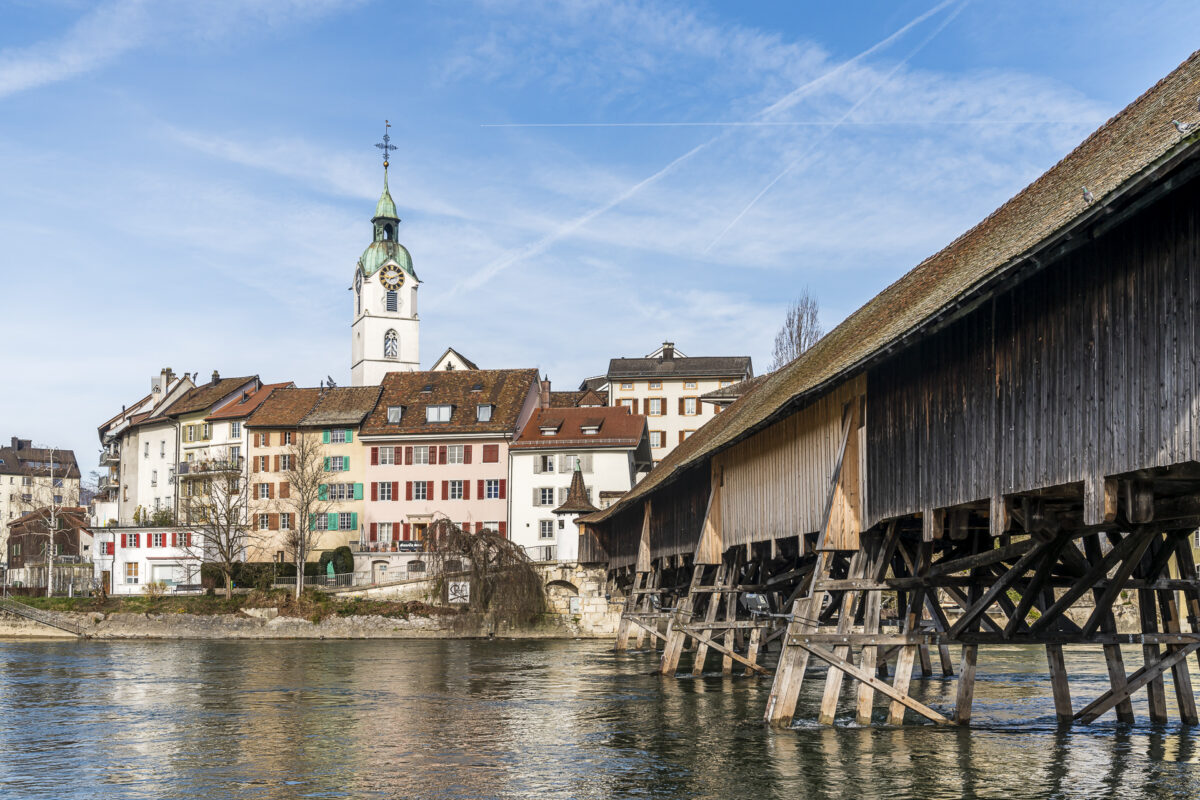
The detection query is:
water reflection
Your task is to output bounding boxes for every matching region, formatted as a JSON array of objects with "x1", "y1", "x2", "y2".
[{"x1": 0, "y1": 640, "x2": 1198, "y2": 799}]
